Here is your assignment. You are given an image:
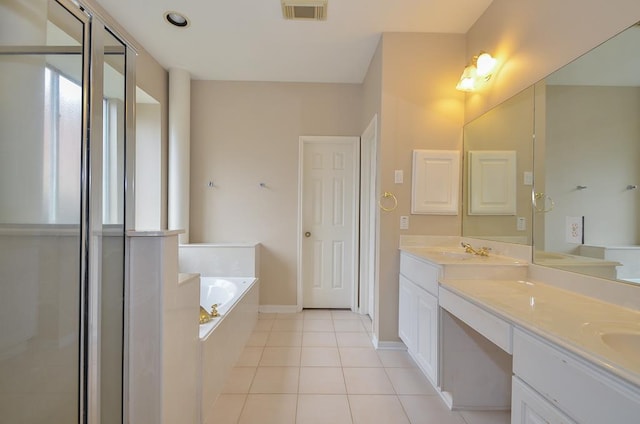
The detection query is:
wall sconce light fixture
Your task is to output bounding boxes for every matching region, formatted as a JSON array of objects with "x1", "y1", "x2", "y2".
[{"x1": 456, "y1": 52, "x2": 497, "y2": 92}]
